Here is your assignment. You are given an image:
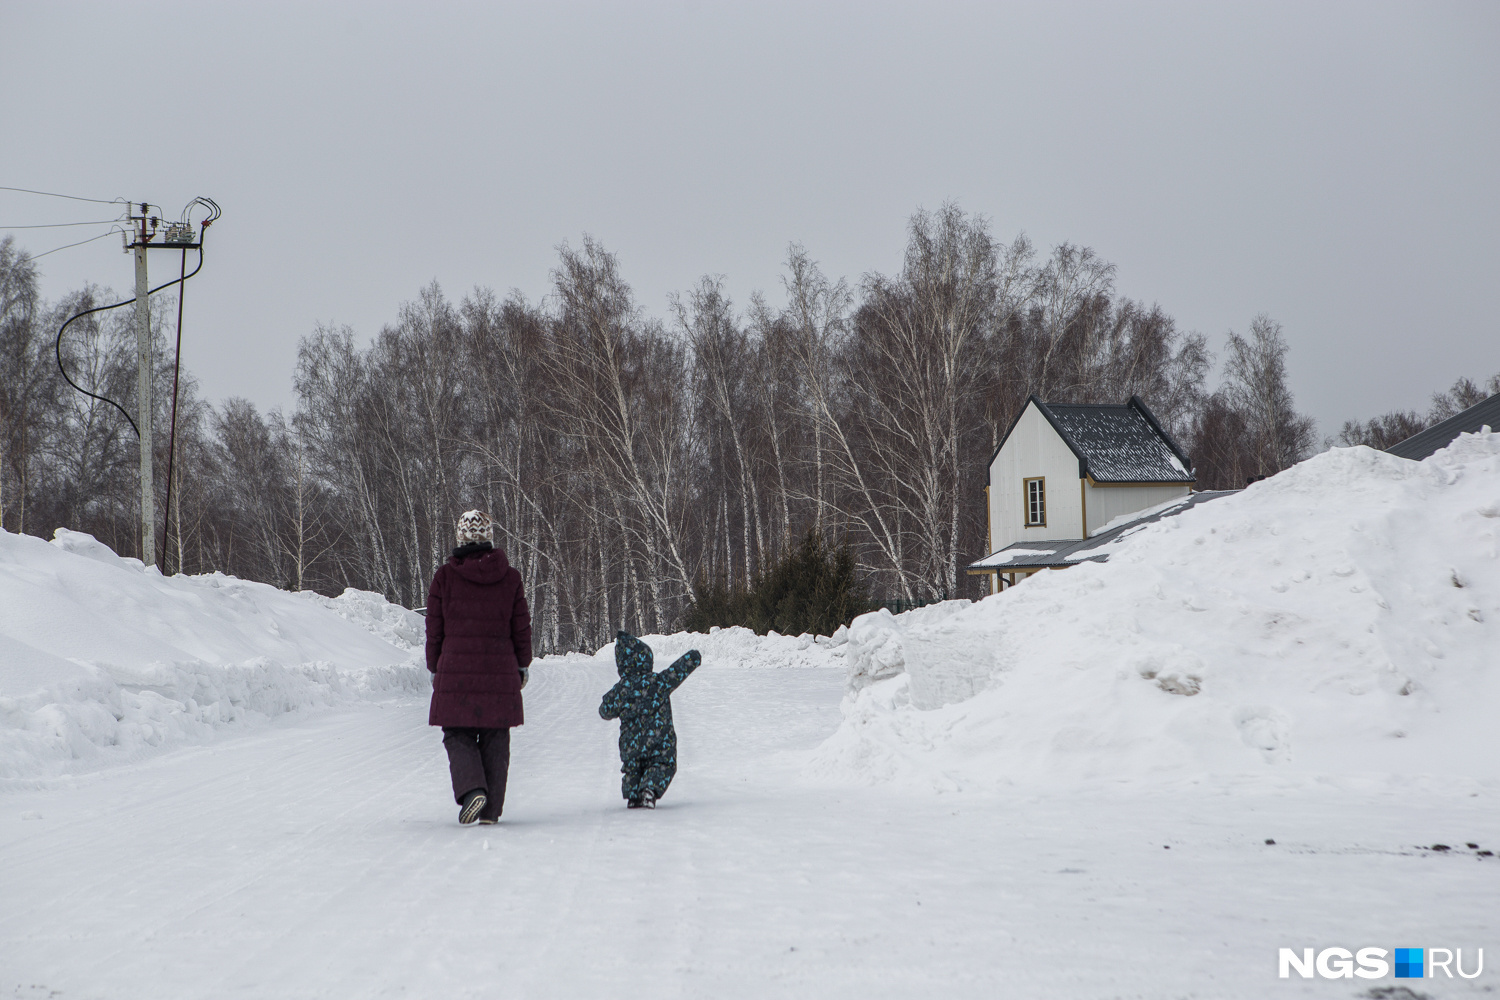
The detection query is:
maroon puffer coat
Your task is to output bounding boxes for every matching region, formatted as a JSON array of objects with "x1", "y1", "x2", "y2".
[{"x1": 425, "y1": 546, "x2": 532, "y2": 728}]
